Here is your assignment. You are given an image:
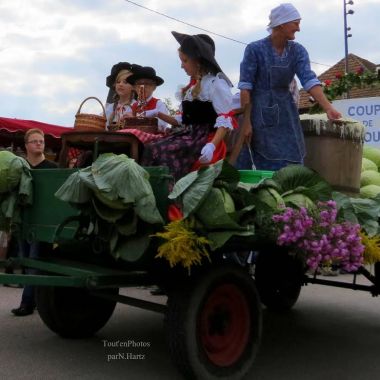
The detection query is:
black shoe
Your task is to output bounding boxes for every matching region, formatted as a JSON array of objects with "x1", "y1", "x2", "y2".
[{"x1": 11, "y1": 306, "x2": 34, "y2": 316}]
